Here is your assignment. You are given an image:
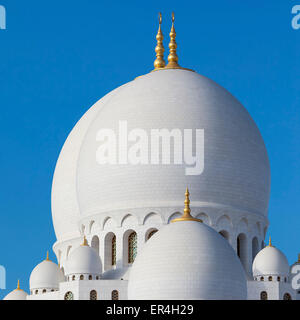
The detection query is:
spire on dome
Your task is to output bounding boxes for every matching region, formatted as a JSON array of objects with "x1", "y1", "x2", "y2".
[
  {"x1": 46, "y1": 251, "x2": 50, "y2": 261},
  {"x1": 298, "y1": 253, "x2": 300, "y2": 263},
  {"x1": 81, "y1": 235, "x2": 88, "y2": 246},
  {"x1": 268, "y1": 236, "x2": 273, "y2": 247},
  {"x1": 16, "y1": 279, "x2": 20, "y2": 290},
  {"x1": 153, "y1": 12, "x2": 165, "y2": 70},
  {"x1": 171, "y1": 187, "x2": 202, "y2": 223},
  {"x1": 166, "y1": 12, "x2": 180, "y2": 69}
]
